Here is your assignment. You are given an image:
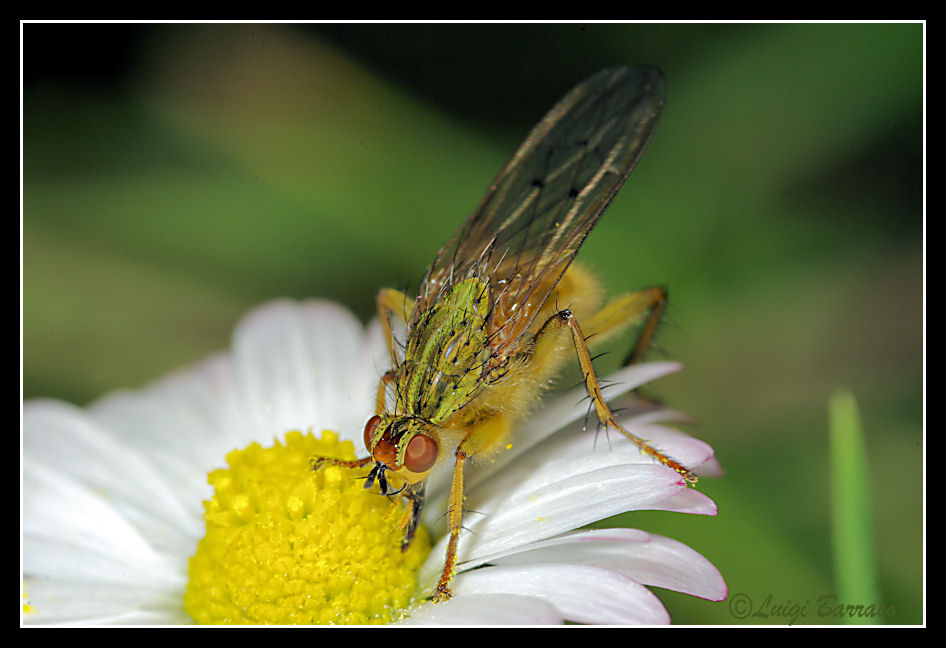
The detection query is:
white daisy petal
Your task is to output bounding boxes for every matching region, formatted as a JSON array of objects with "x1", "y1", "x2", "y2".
[
  {"x1": 24, "y1": 464, "x2": 182, "y2": 584},
  {"x1": 23, "y1": 400, "x2": 202, "y2": 552},
  {"x1": 23, "y1": 463, "x2": 186, "y2": 624},
  {"x1": 483, "y1": 528, "x2": 728, "y2": 601},
  {"x1": 455, "y1": 465, "x2": 685, "y2": 562},
  {"x1": 24, "y1": 546, "x2": 187, "y2": 625},
  {"x1": 230, "y1": 299, "x2": 373, "y2": 443},
  {"x1": 452, "y1": 563, "x2": 671, "y2": 625},
  {"x1": 88, "y1": 355, "x2": 245, "y2": 502},
  {"x1": 24, "y1": 576, "x2": 189, "y2": 626},
  {"x1": 398, "y1": 593, "x2": 562, "y2": 625}
]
